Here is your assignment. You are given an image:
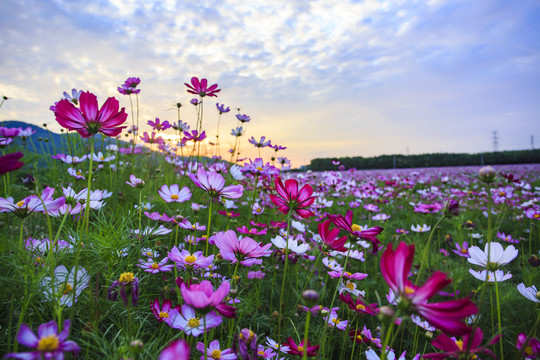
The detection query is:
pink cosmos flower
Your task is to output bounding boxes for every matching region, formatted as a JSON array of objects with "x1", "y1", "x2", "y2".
[
  {"x1": 211, "y1": 230, "x2": 273, "y2": 266},
  {"x1": 185, "y1": 77, "x2": 221, "y2": 97},
  {"x1": 196, "y1": 340, "x2": 237, "y2": 360},
  {"x1": 126, "y1": 174, "x2": 145, "y2": 188},
  {"x1": 140, "y1": 131, "x2": 164, "y2": 145},
  {"x1": 178, "y1": 220, "x2": 206, "y2": 231},
  {"x1": 284, "y1": 337, "x2": 319, "y2": 357},
  {"x1": 0, "y1": 187, "x2": 65, "y2": 218},
  {"x1": 158, "y1": 184, "x2": 192, "y2": 203},
  {"x1": 137, "y1": 257, "x2": 174, "y2": 273},
  {"x1": 237, "y1": 226, "x2": 267, "y2": 236},
  {"x1": 451, "y1": 241, "x2": 469, "y2": 258},
  {"x1": 53, "y1": 91, "x2": 127, "y2": 138},
  {"x1": 5, "y1": 319, "x2": 80, "y2": 360},
  {"x1": 496, "y1": 232, "x2": 519, "y2": 244},
  {"x1": 422, "y1": 327, "x2": 500, "y2": 359},
  {"x1": 491, "y1": 185, "x2": 514, "y2": 204},
  {"x1": 180, "y1": 280, "x2": 235, "y2": 318},
  {"x1": 339, "y1": 293, "x2": 379, "y2": 316},
  {"x1": 324, "y1": 308, "x2": 348, "y2": 330},
  {"x1": 118, "y1": 77, "x2": 141, "y2": 95},
  {"x1": 168, "y1": 305, "x2": 222, "y2": 336},
  {"x1": 327, "y1": 210, "x2": 383, "y2": 253},
  {"x1": 168, "y1": 248, "x2": 214, "y2": 270},
  {"x1": 269, "y1": 177, "x2": 315, "y2": 219},
  {"x1": 516, "y1": 333, "x2": 540, "y2": 360},
  {"x1": 0, "y1": 152, "x2": 24, "y2": 174},
  {"x1": 328, "y1": 270, "x2": 368, "y2": 281},
  {"x1": 189, "y1": 167, "x2": 244, "y2": 200},
  {"x1": 248, "y1": 136, "x2": 271, "y2": 148},
  {"x1": 524, "y1": 207, "x2": 540, "y2": 220},
  {"x1": 148, "y1": 117, "x2": 172, "y2": 131},
  {"x1": 144, "y1": 211, "x2": 175, "y2": 223},
  {"x1": 381, "y1": 242, "x2": 477, "y2": 336},
  {"x1": 151, "y1": 298, "x2": 175, "y2": 324},
  {"x1": 159, "y1": 340, "x2": 190, "y2": 360},
  {"x1": 216, "y1": 103, "x2": 230, "y2": 114}
]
